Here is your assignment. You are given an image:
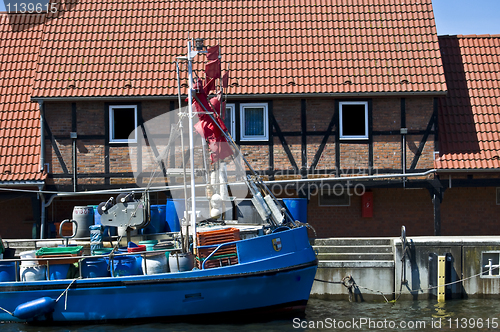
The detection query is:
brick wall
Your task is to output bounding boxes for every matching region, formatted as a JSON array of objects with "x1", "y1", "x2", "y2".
[
  {"x1": 271, "y1": 96, "x2": 435, "y2": 173},
  {"x1": 372, "y1": 98, "x2": 400, "y2": 131},
  {"x1": 307, "y1": 187, "x2": 435, "y2": 237},
  {"x1": 44, "y1": 100, "x2": 170, "y2": 188},
  {"x1": 0, "y1": 197, "x2": 36, "y2": 239},
  {"x1": 43, "y1": 95, "x2": 436, "y2": 188},
  {"x1": 441, "y1": 187, "x2": 500, "y2": 236}
]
